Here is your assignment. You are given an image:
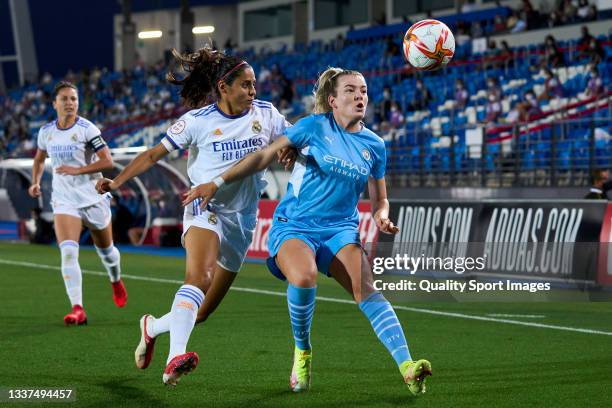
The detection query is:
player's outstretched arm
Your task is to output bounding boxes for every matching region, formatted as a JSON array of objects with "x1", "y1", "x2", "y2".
[
  {"x1": 368, "y1": 177, "x2": 399, "y2": 235},
  {"x1": 28, "y1": 149, "x2": 48, "y2": 198},
  {"x1": 182, "y1": 136, "x2": 293, "y2": 209},
  {"x1": 56, "y1": 146, "x2": 114, "y2": 176},
  {"x1": 96, "y1": 143, "x2": 170, "y2": 193}
]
